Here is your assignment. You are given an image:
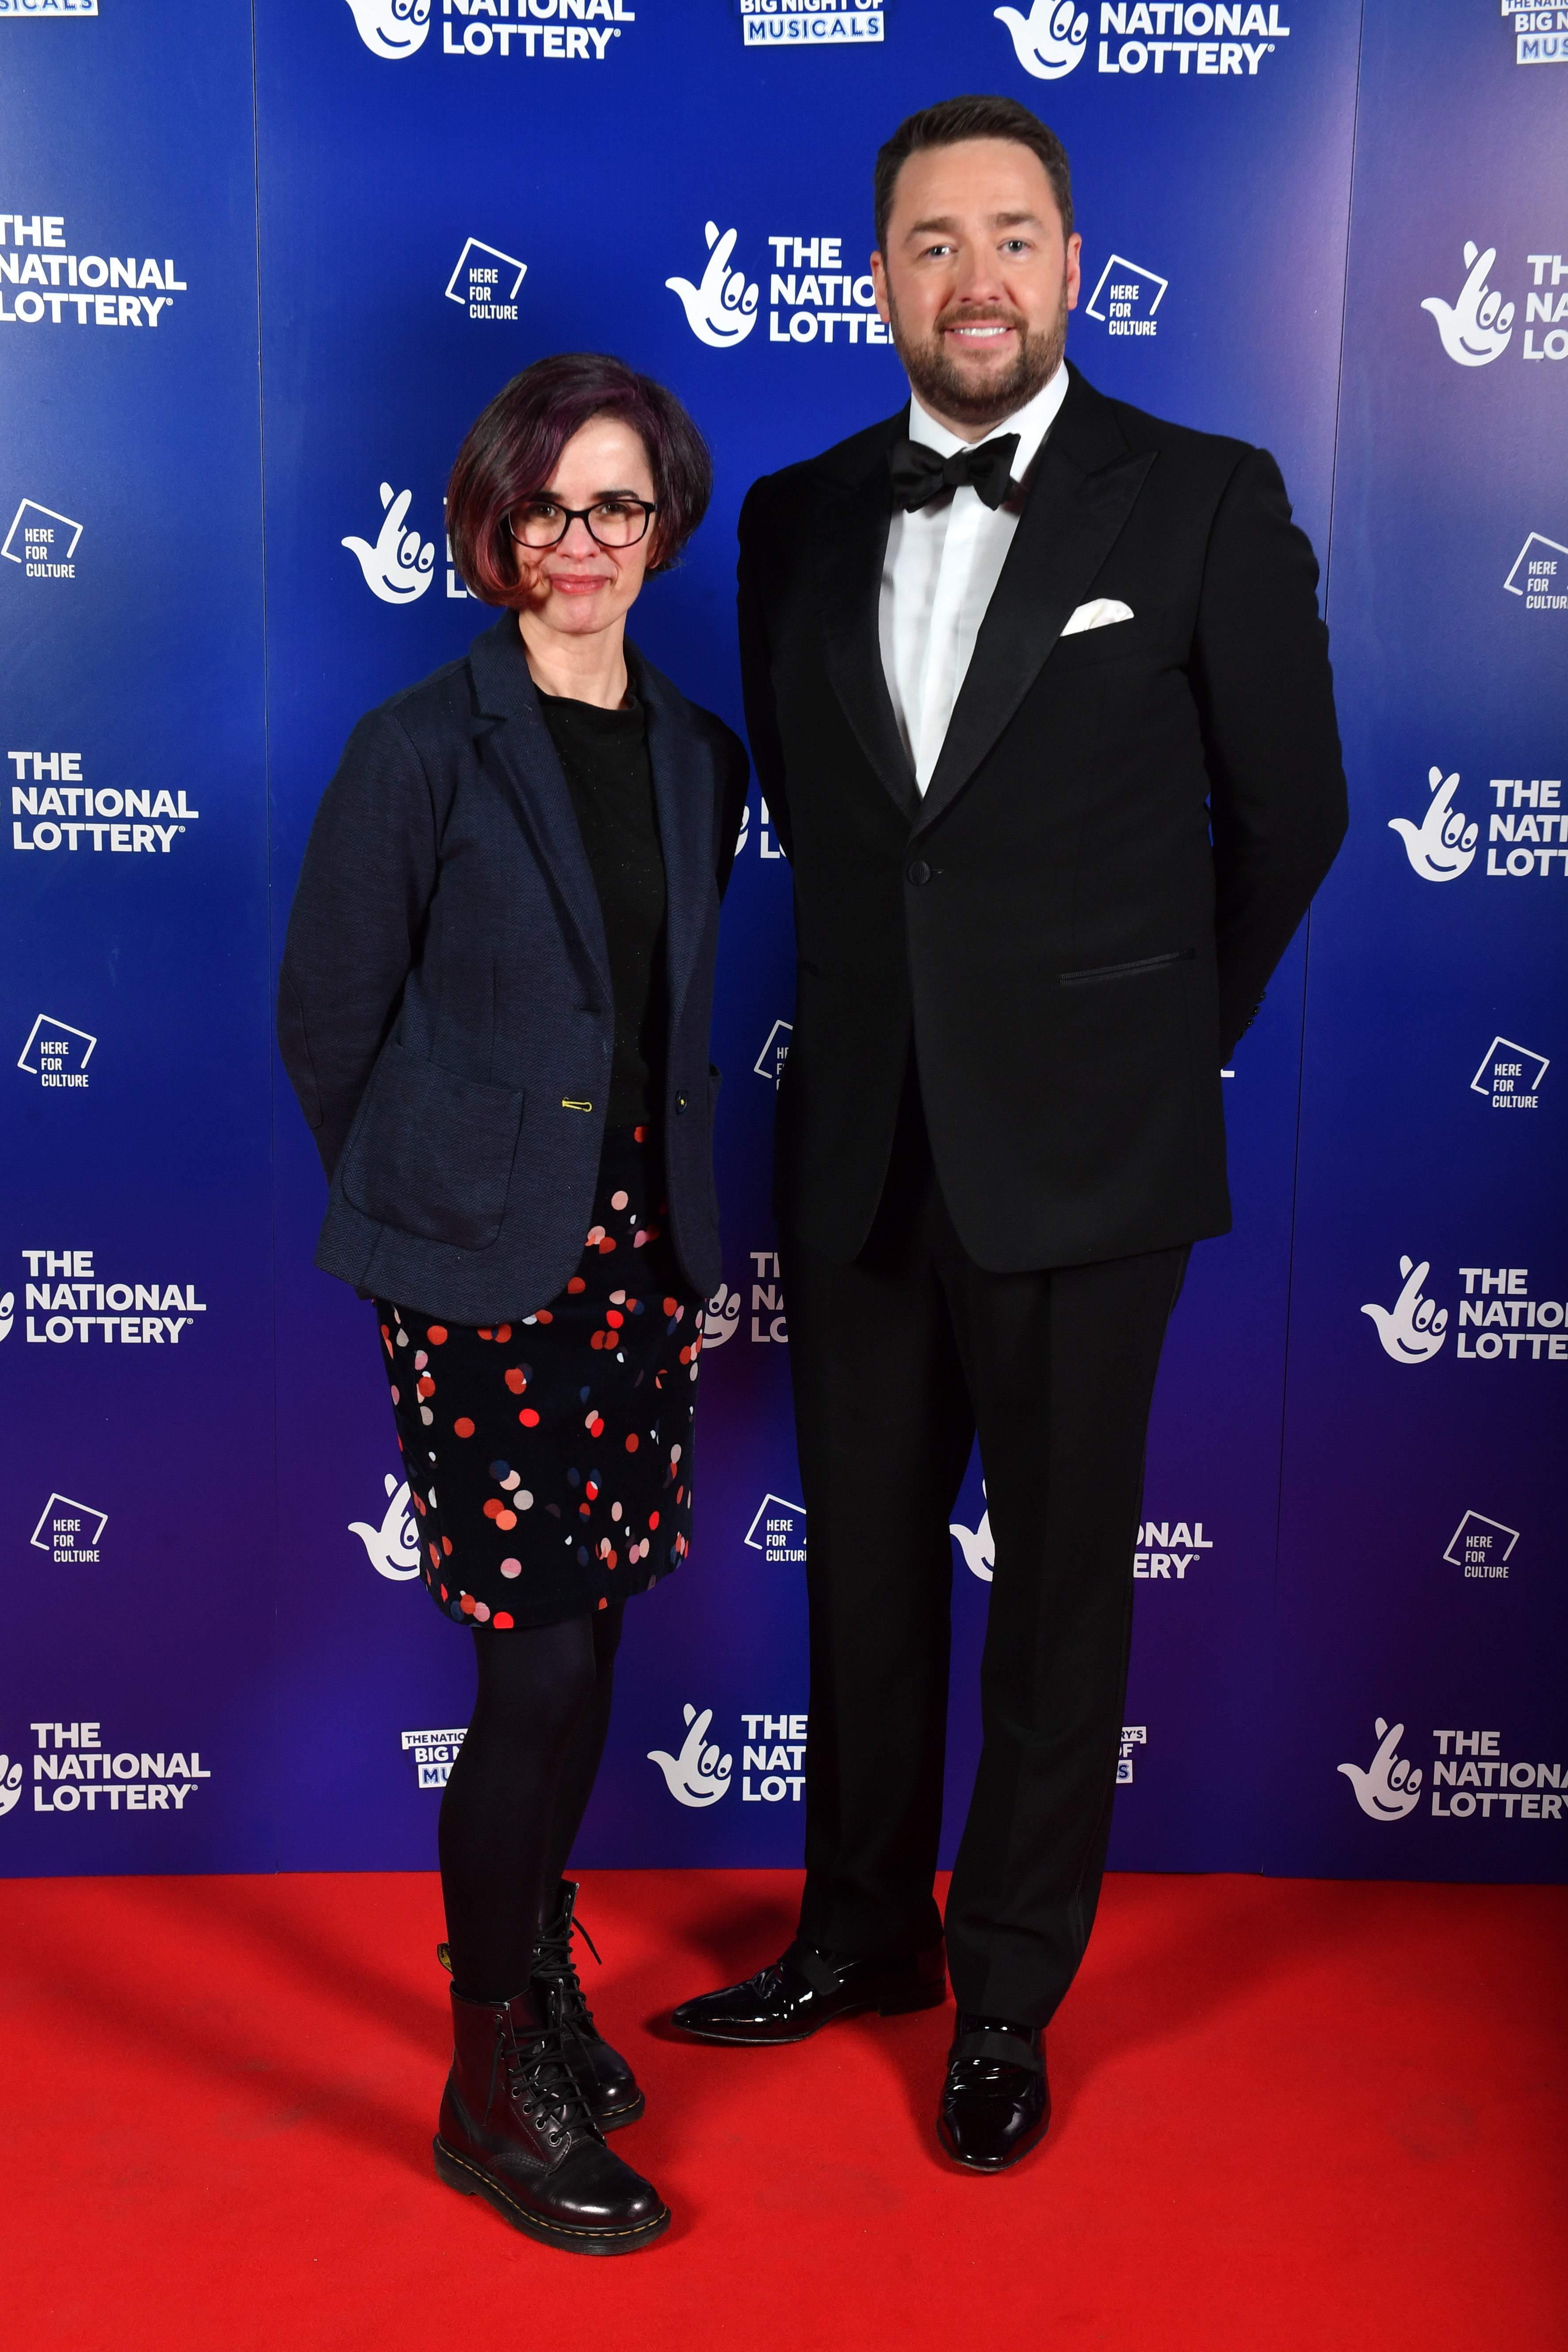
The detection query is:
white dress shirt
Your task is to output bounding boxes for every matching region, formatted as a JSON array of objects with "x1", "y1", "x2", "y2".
[{"x1": 879, "y1": 364, "x2": 1069, "y2": 793}]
